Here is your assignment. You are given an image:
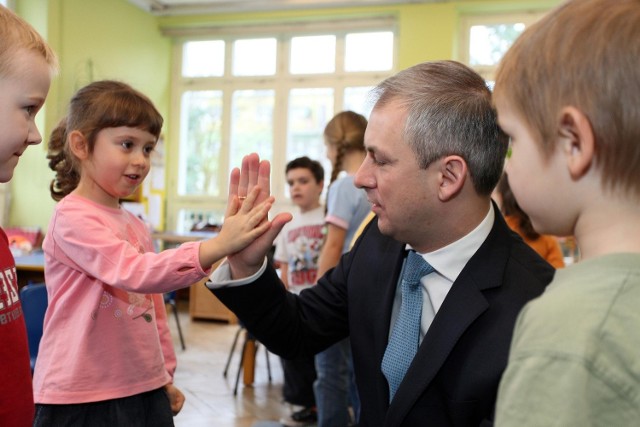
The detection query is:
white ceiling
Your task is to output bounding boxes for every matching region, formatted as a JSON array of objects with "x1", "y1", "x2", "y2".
[{"x1": 127, "y1": 0, "x2": 445, "y2": 16}]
